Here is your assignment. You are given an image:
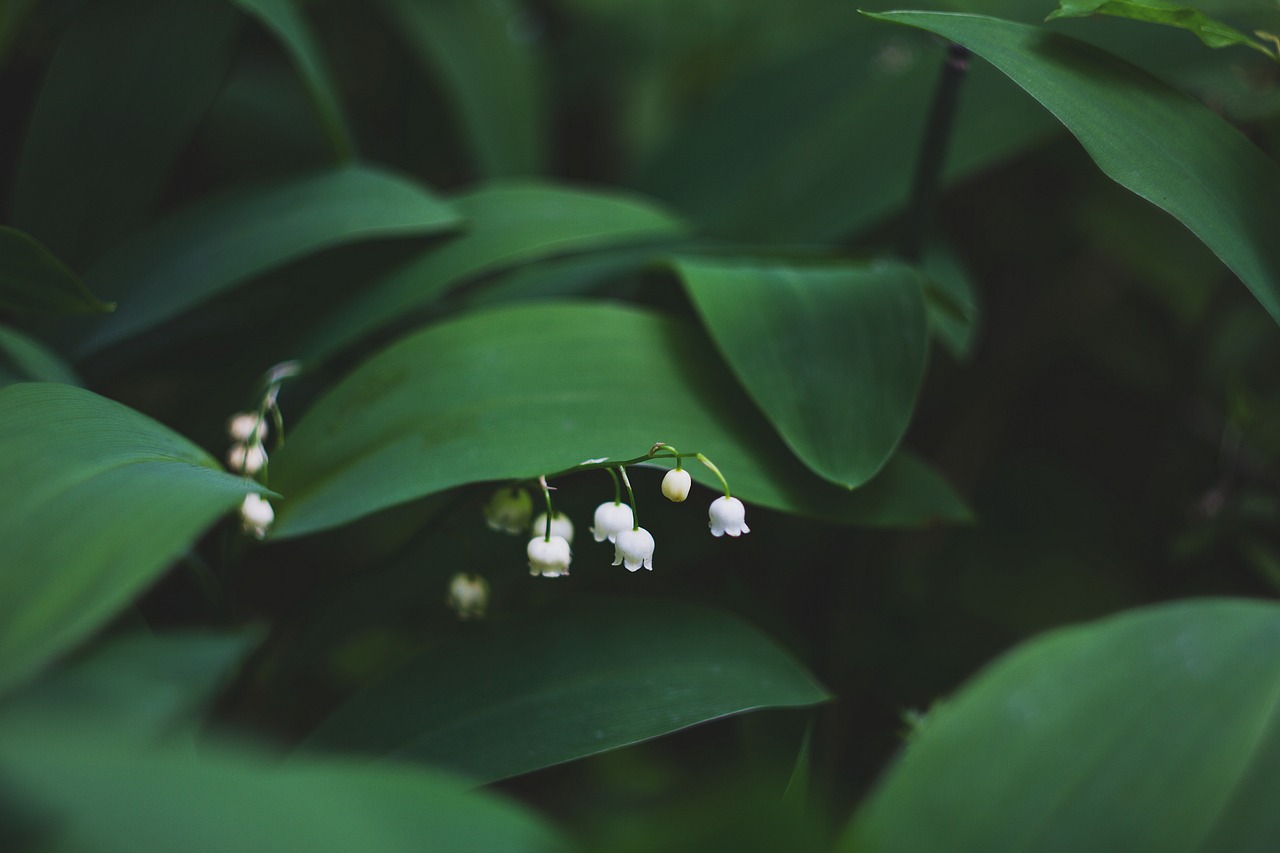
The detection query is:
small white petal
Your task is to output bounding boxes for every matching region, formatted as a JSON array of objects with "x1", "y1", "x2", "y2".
[
  {"x1": 708, "y1": 496, "x2": 750, "y2": 538},
  {"x1": 591, "y1": 501, "x2": 634, "y2": 543}
]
